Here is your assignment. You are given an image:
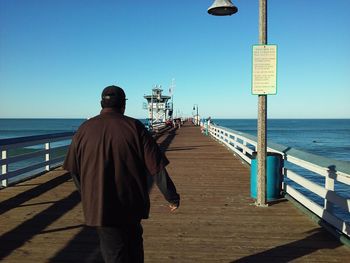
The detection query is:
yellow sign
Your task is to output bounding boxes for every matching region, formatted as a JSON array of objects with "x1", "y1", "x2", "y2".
[{"x1": 252, "y1": 45, "x2": 277, "y2": 95}]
